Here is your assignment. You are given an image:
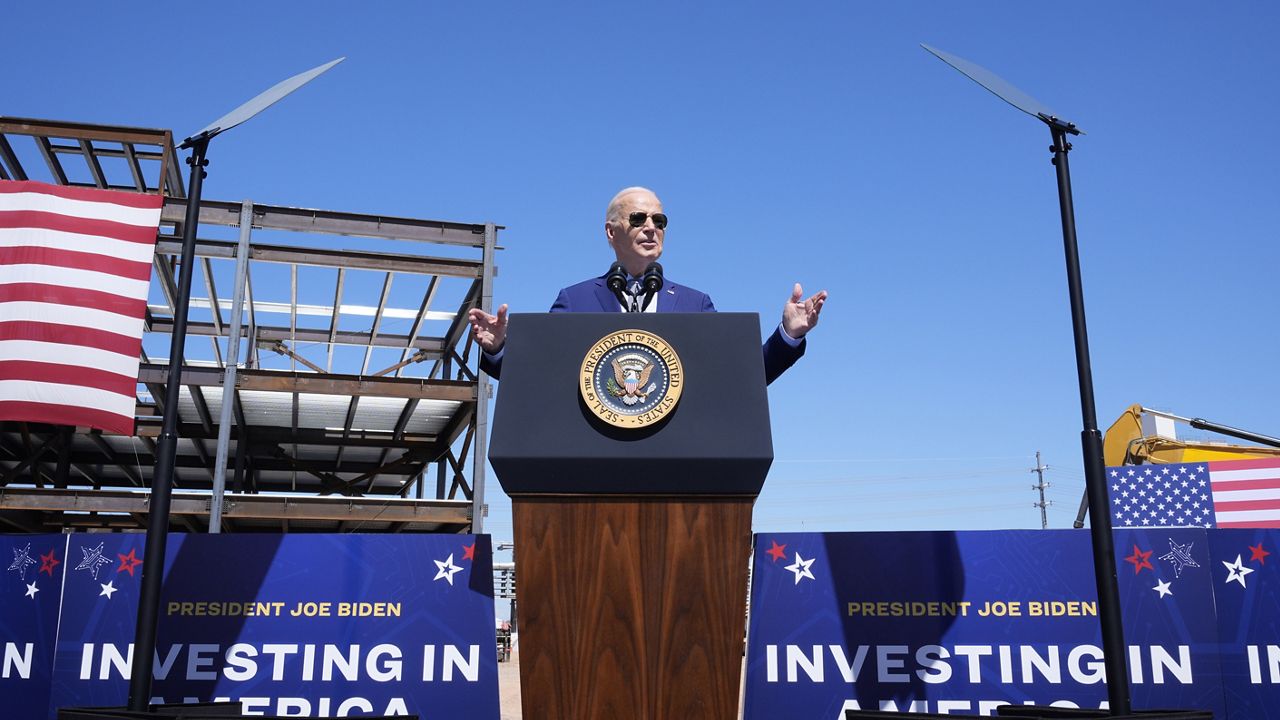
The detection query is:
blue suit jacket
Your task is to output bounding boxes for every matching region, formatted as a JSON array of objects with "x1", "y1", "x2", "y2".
[{"x1": 481, "y1": 275, "x2": 804, "y2": 384}]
